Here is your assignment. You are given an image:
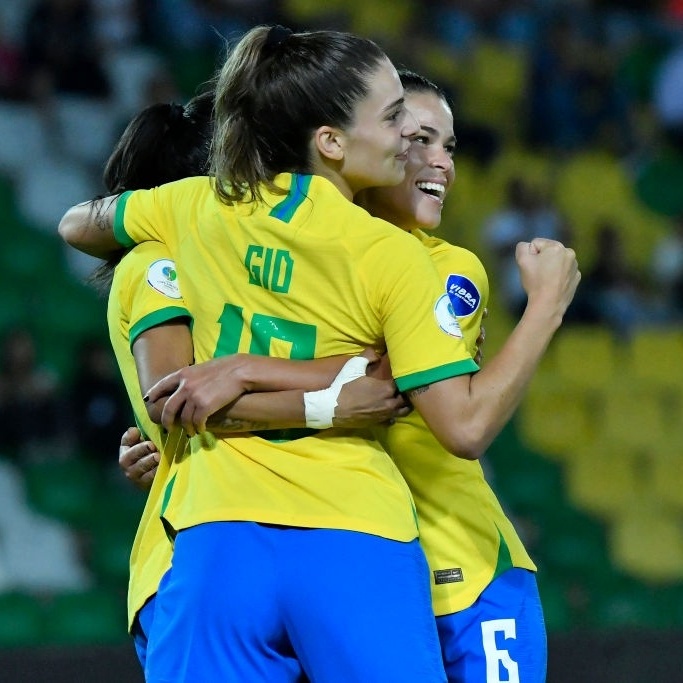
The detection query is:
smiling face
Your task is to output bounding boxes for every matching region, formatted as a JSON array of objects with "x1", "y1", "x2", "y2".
[
  {"x1": 331, "y1": 58, "x2": 419, "y2": 196},
  {"x1": 357, "y1": 90, "x2": 456, "y2": 231}
]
